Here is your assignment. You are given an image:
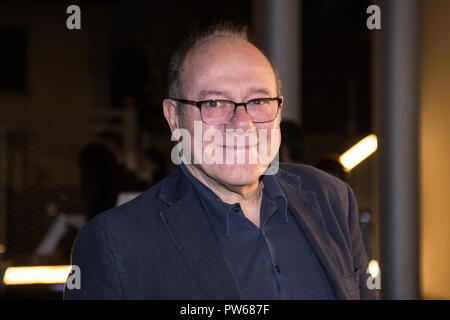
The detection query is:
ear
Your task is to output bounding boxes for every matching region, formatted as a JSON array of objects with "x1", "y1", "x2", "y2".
[
  {"x1": 163, "y1": 99, "x2": 180, "y2": 133},
  {"x1": 277, "y1": 96, "x2": 284, "y2": 124}
]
